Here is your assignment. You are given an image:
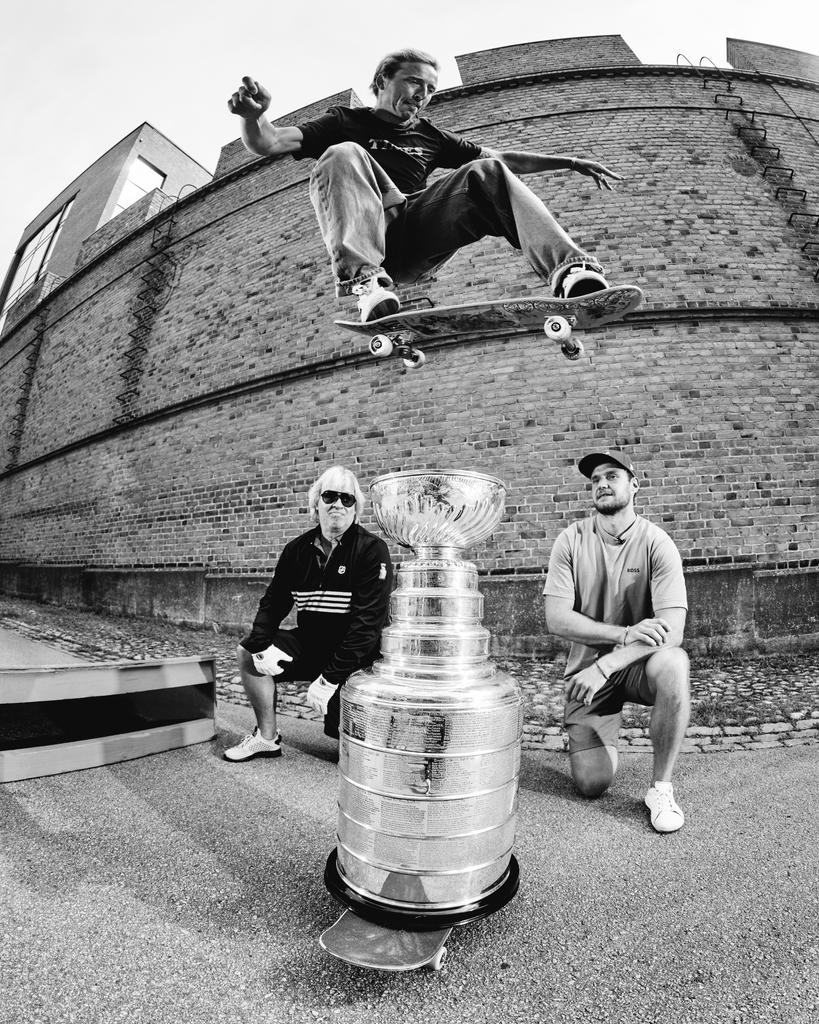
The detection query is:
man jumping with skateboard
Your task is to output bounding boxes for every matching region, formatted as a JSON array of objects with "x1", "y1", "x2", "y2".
[{"x1": 228, "y1": 48, "x2": 622, "y2": 323}]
